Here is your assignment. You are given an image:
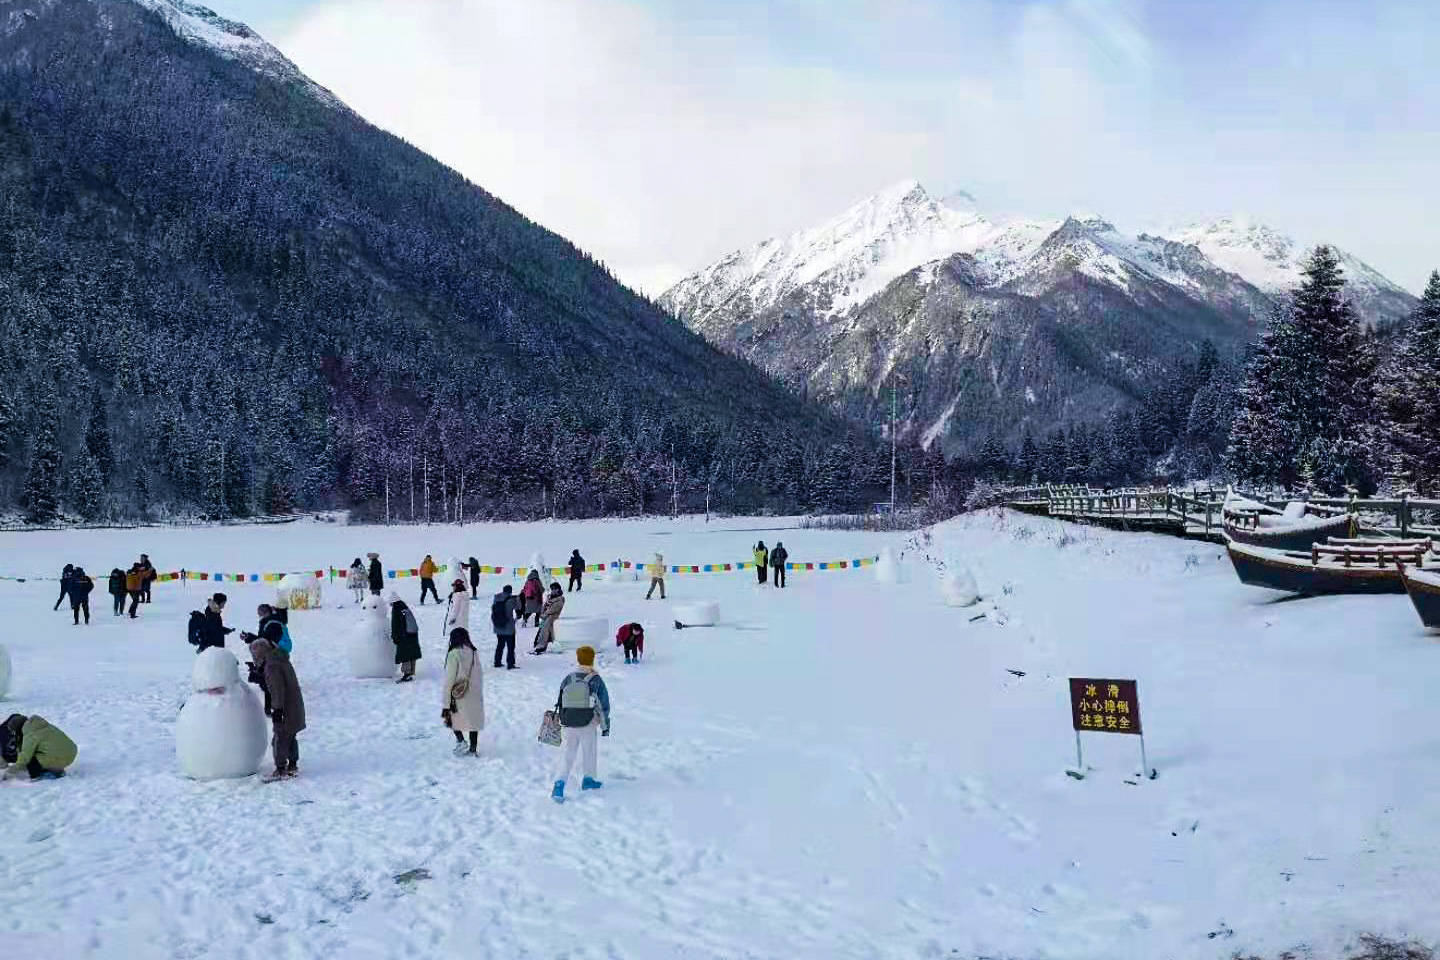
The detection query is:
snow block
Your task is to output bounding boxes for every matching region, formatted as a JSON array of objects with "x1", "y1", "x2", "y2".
[
  {"x1": 874, "y1": 547, "x2": 906, "y2": 584},
  {"x1": 348, "y1": 602, "x2": 394, "y2": 678},
  {"x1": 553, "y1": 616, "x2": 607, "y2": 648},
  {"x1": 177, "y1": 649, "x2": 267, "y2": 780},
  {"x1": 673, "y1": 600, "x2": 720, "y2": 626},
  {"x1": 0, "y1": 643, "x2": 11, "y2": 700},
  {"x1": 940, "y1": 563, "x2": 980, "y2": 608}
]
